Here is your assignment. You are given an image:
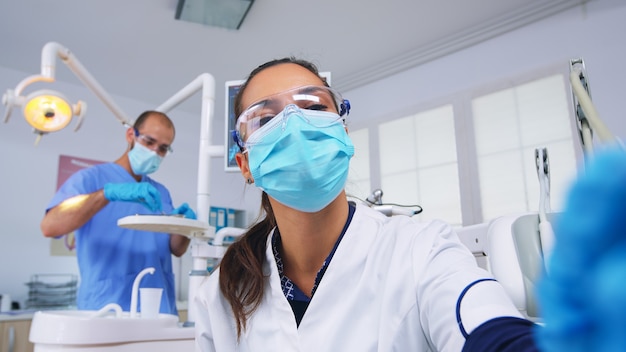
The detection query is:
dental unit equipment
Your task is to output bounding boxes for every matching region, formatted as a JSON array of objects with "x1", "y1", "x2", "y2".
[
  {"x1": 84, "y1": 267, "x2": 155, "y2": 320},
  {"x1": 118, "y1": 72, "x2": 246, "y2": 326},
  {"x1": 0, "y1": 41, "x2": 245, "y2": 351},
  {"x1": 29, "y1": 267, "x2": 195, "y2": 351},
  {"x1": 130, "y1": 267, "x2": 155, "y2": 318},
  {"x1": 457, "y1": 57, "x2": 626, "y2": 322}
]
